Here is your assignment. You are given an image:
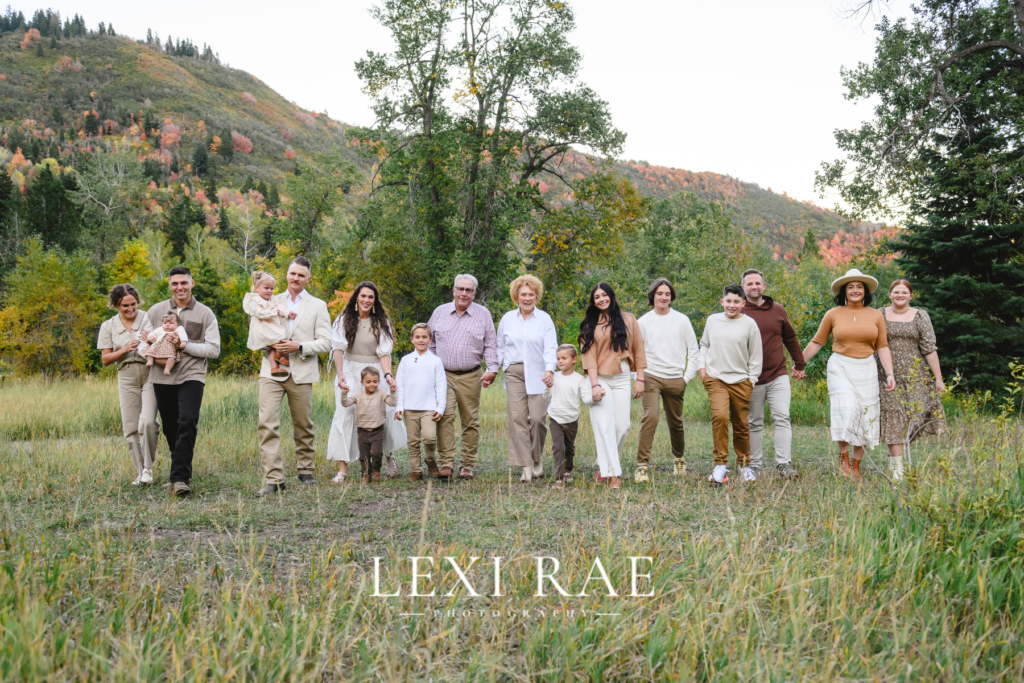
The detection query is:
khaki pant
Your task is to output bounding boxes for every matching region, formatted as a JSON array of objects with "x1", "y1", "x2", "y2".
[
  {"x1": 404, "y1": 410, "x2": 437, "y2": 473},
  {"x1": 437, "y1": 368, "x2": 482, "y2": 469},
  {"x1": 504, "y1": 363, "x2": 549, "y2": 468},
  {"x1": 258, "y1": 376, "x2": 315, "y2": 485},
  {"x1": 702, "y1": 376, "x2": 753, "y2": 467},
  {"x1": 636, "y1": 373, "x2": 687, "y2": 465},
  {"x1": 117, "y1": 363, "x2": 159, "y2": 476},
  {"x1": 749, "y1": 374, "x2": 793, "y2": 469}
]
